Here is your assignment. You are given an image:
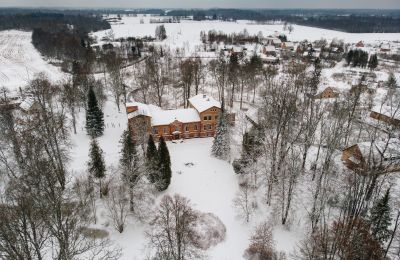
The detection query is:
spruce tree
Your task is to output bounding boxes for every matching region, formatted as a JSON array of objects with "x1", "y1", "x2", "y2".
[
  {"x1": 211, "y1": 108, "x2": 231, "y2": 161},
  {"x1": 157, "y1": 136, "x2": 171, "y2": 191},
  {"x1": 368, "y1": 54, "x2": 378, "y2": 70},
  {"x1": 346, "y1": 50, "x2": 353, "y2": 65},
  {"x1": 120, "y1": 130, "x2": 141, "y2": 211},
  {"x1": 88, "y1": 138, "x2": 106, "y2": 198},
  {"x1": 146, "y1": 135, "x2": 159, "y2": 184},
  {"x1": 86, "y1": 86, "x2": 104, "y2": 137},
  {"x1": 369, "y1": 189, "x2": 392, "y2": 245}
]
